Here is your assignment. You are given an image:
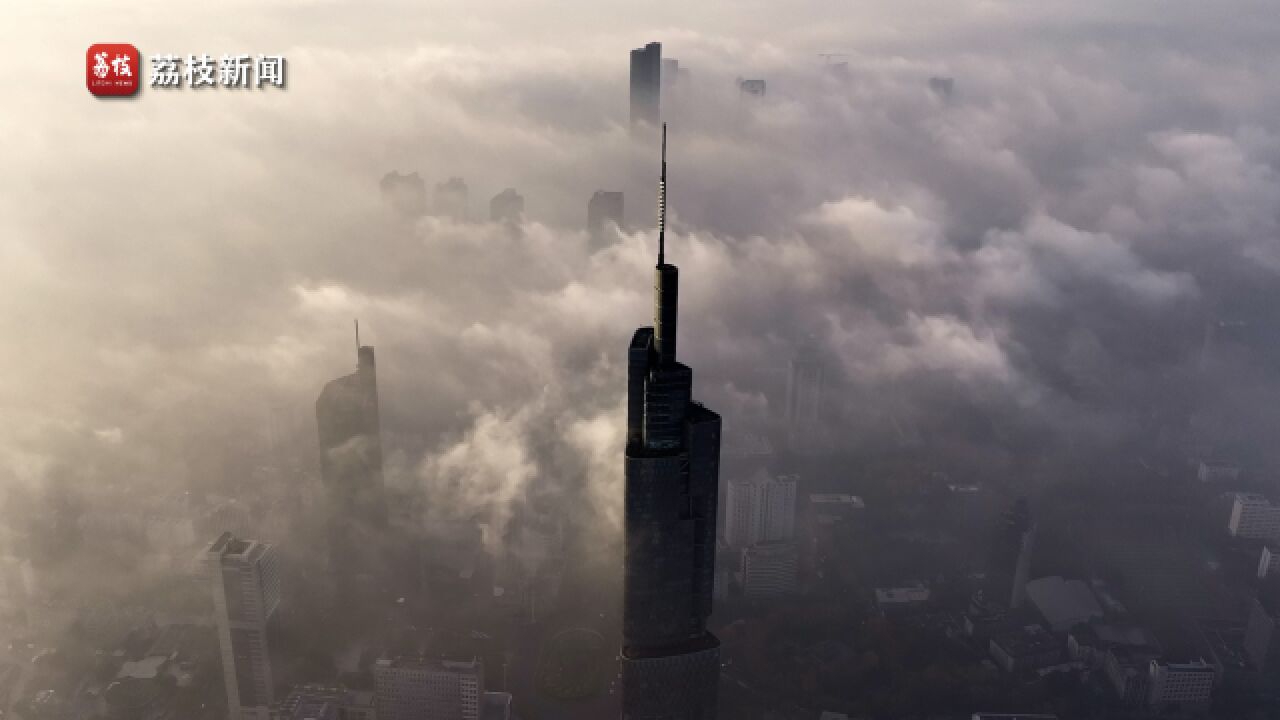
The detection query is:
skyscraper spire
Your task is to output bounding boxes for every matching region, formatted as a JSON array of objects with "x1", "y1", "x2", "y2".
[
  {"x1": 658, "y1": 122, "x2": 667, "y2": 266},
  {"x1": 652, "y1": 124, "x2": 678, "y2": 365},
  {"x1": 622, "y1": 124, "x2": 721, "y2": 720}
]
